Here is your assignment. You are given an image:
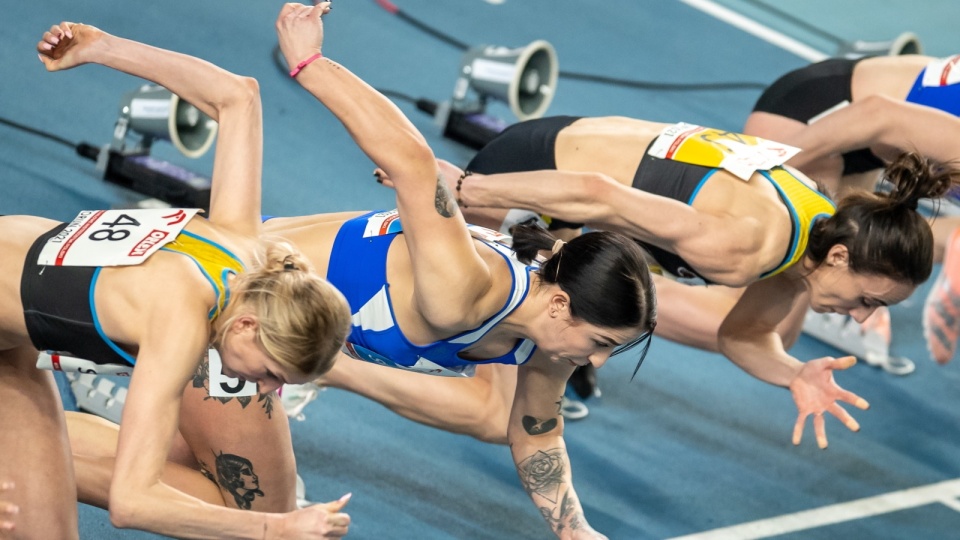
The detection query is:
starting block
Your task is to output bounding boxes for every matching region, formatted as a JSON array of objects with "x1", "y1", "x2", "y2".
[
  {"x1": 66, "y1": 373, "x2": 127, "y2": 424},
  {"x1": 802, "y1": 309, "x2": 915, "y2": 376}
]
